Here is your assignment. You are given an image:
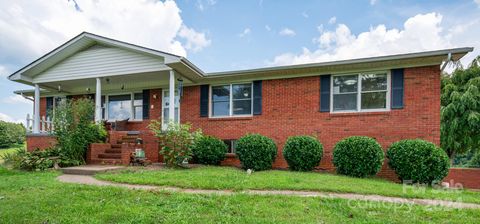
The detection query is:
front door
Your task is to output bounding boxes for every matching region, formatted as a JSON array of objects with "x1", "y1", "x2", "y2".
[{"x1": 162, "y1": 89, "x2": 180, "y2": 129}]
